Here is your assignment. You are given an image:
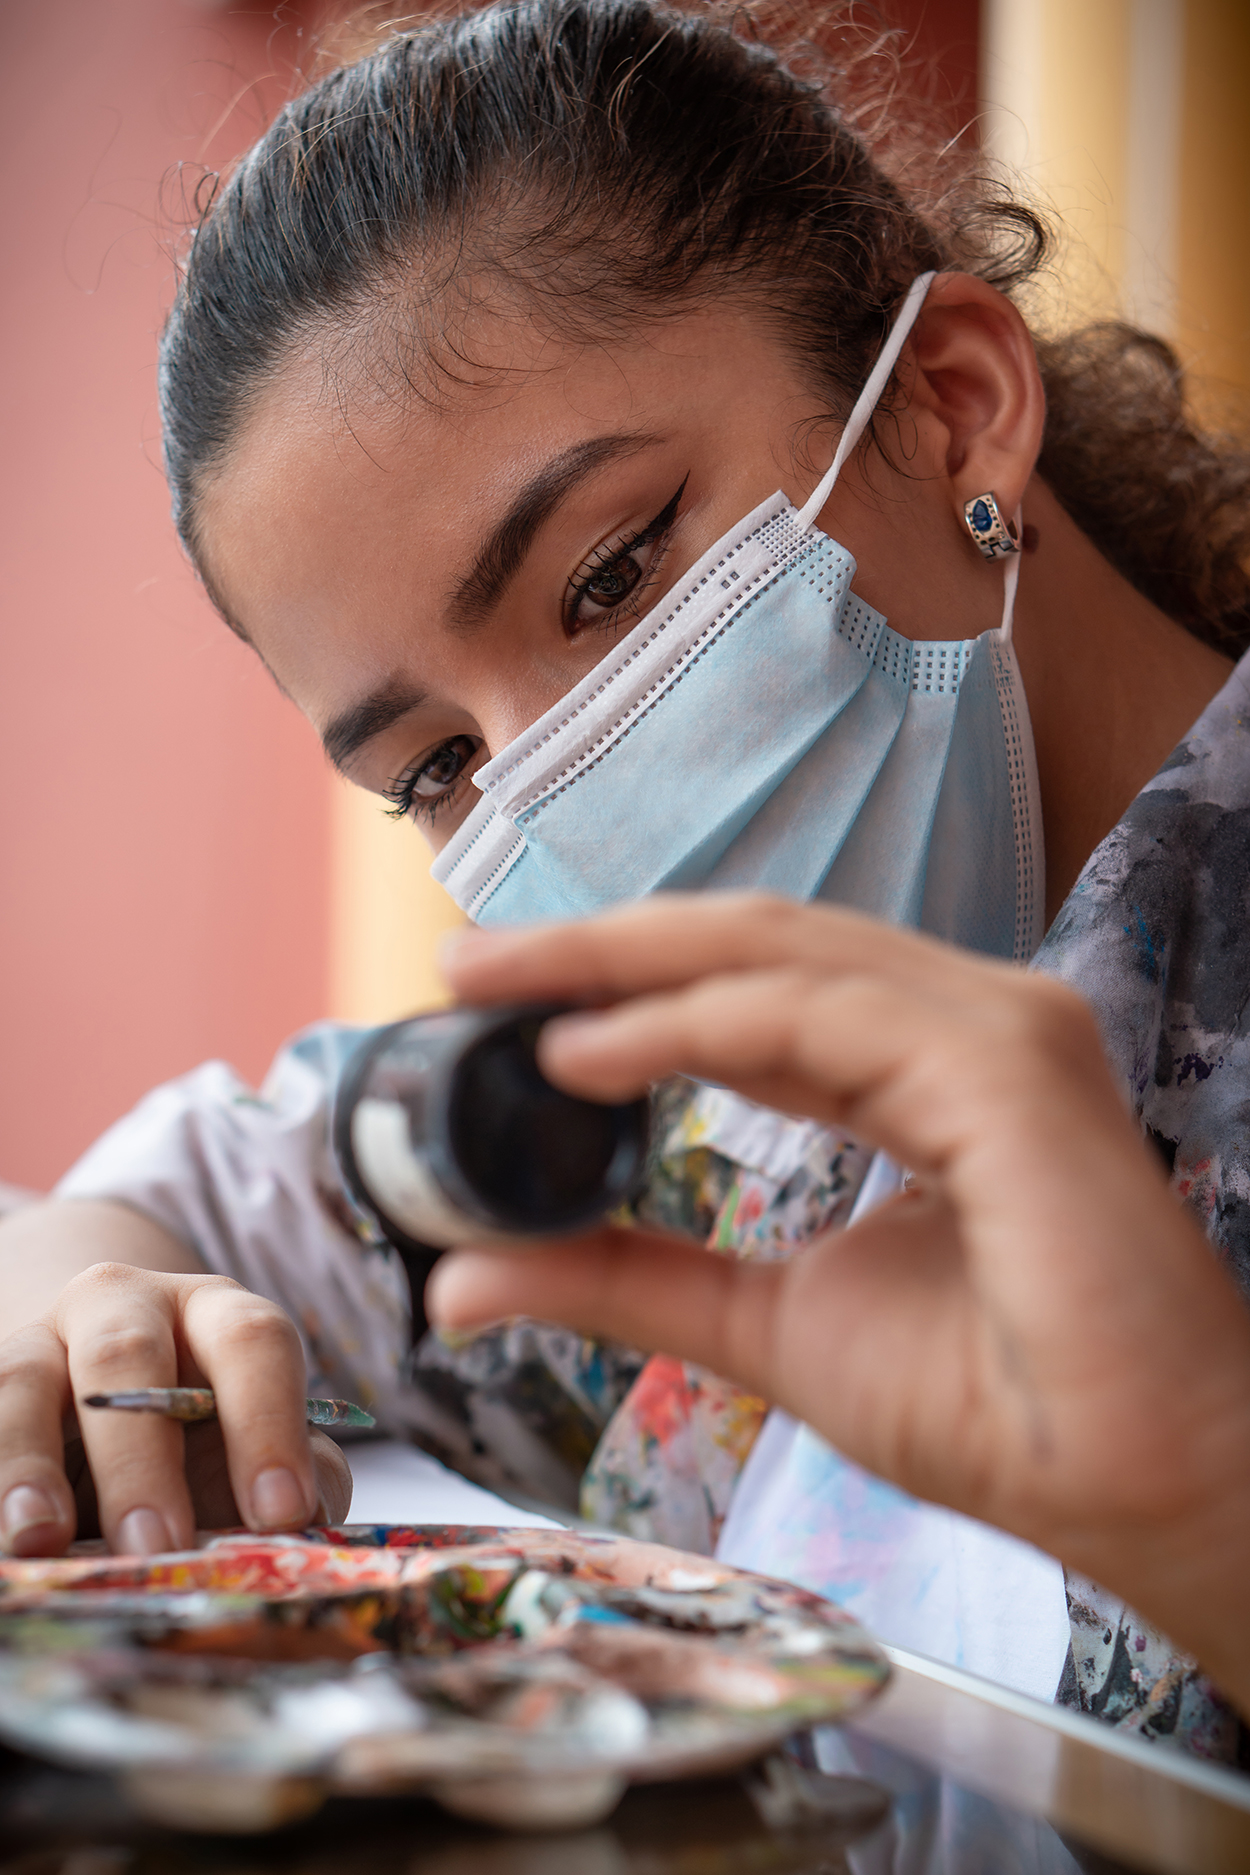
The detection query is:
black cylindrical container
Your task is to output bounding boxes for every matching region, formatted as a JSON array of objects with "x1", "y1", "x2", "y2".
[{"x1": 333, "y1": 1006, "x2": 650, "y2": 1252}]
